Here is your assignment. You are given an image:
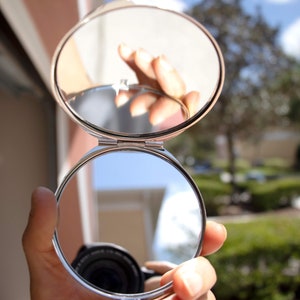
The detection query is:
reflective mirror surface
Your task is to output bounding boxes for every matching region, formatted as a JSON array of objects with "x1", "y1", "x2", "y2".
[
  {"x1": 52, "y1": 2, "x2": 224, "y2": 139},
  {"x1": 54, "y1": 147, "x2": 205, "y2": 298},
  {"x1": 67, "y1": 84, "x2": 189, "y2": 137}
]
